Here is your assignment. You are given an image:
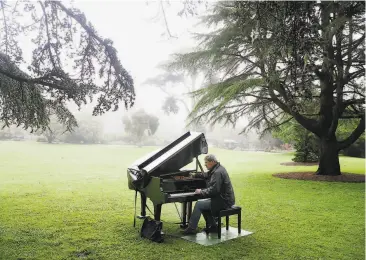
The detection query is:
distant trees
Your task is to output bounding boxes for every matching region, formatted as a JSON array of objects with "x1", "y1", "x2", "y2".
[
  {"x1": 36, "y1": 116, "x2": 66, "y2": 143},
  {"x1": 34, "y1": 114, "x2": 104, "y2": 144},
  {"x1": 62, "y1": 117, "x2": 103, "y2": 144},
  {"x1": 0, "y1": 124, "x2": 26, "y2": 140},
  {"x1": 143, "y1": 68, "x2": 210, "y2": 133},
  {"x1": 122, "y1": 109, "x2": 159, "y2": 146}
]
